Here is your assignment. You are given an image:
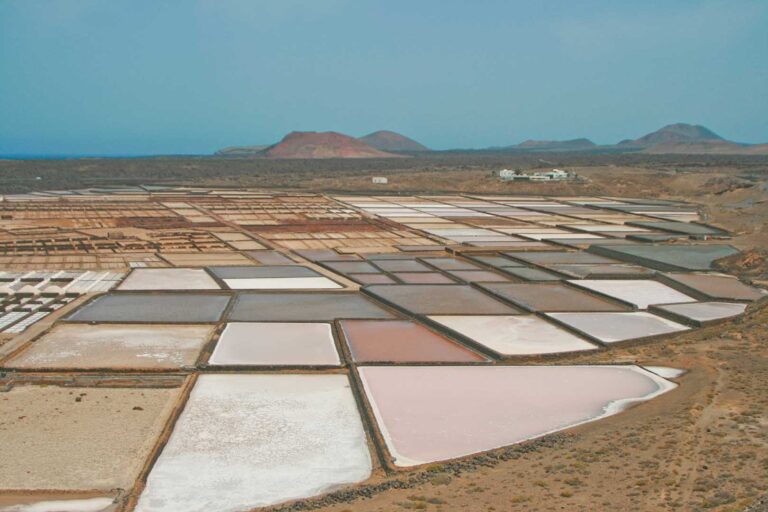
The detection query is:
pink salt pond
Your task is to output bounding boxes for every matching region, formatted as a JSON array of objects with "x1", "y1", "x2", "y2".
[
  {"x1": 339, "y1": 320, "x2": 486, "y2": 363},
  {"x1": 359, "y1": 365, "x2": 675, "y2": 467}
]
